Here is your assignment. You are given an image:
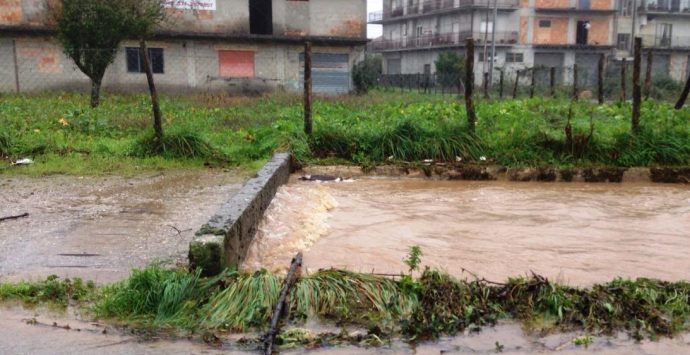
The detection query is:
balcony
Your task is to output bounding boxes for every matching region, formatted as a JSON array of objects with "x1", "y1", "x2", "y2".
[
  {"x1": 640, "y1": 0, "x2": 690, "y2": 15},
  {"x1": 368, "y1": 0, "x2": 519, "y2": 24},
  {"x1": 640, "y1": 34, "x2": 690, "y2": 49},
  {"x1": 368, "y1": 31, "x2": 519, "y2": 52}
]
